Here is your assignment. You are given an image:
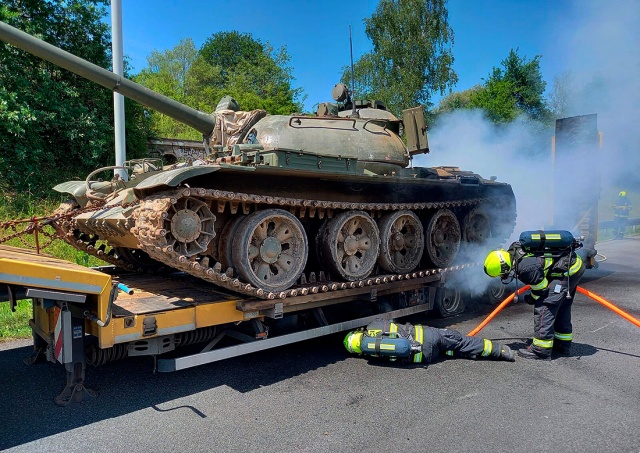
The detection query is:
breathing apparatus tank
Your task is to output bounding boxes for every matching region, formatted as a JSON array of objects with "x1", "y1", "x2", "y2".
[
  {"x1": 358, "y1": 321, "x2": 424, "y2": 360},
  {"x1": 518, "y1": 230, "x2": 583, "y2": 256},
  {"x1": 360, "y1": 335, "x2": 416, "y2": 359}
]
